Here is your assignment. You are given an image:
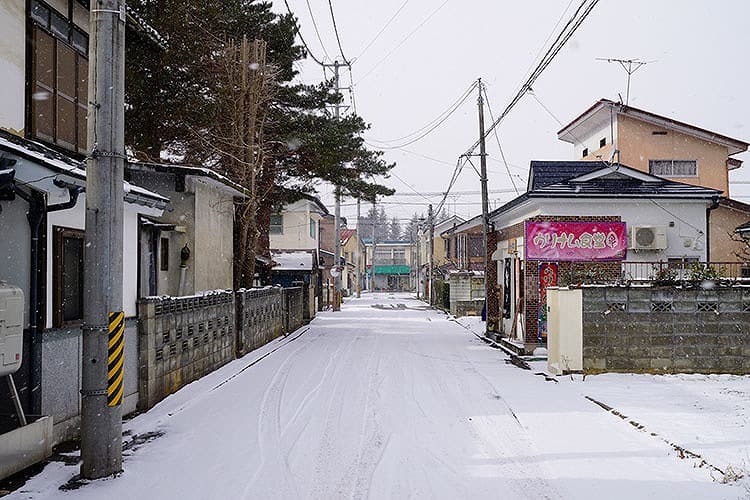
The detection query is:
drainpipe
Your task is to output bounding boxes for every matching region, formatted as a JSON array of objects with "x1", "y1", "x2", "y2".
[
  {"x1": 705, "y1": 196, "x2": 720, "y2": 262},
  {"x1": 14, "y1": 184, "x2": 81, "y2": 415}
]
